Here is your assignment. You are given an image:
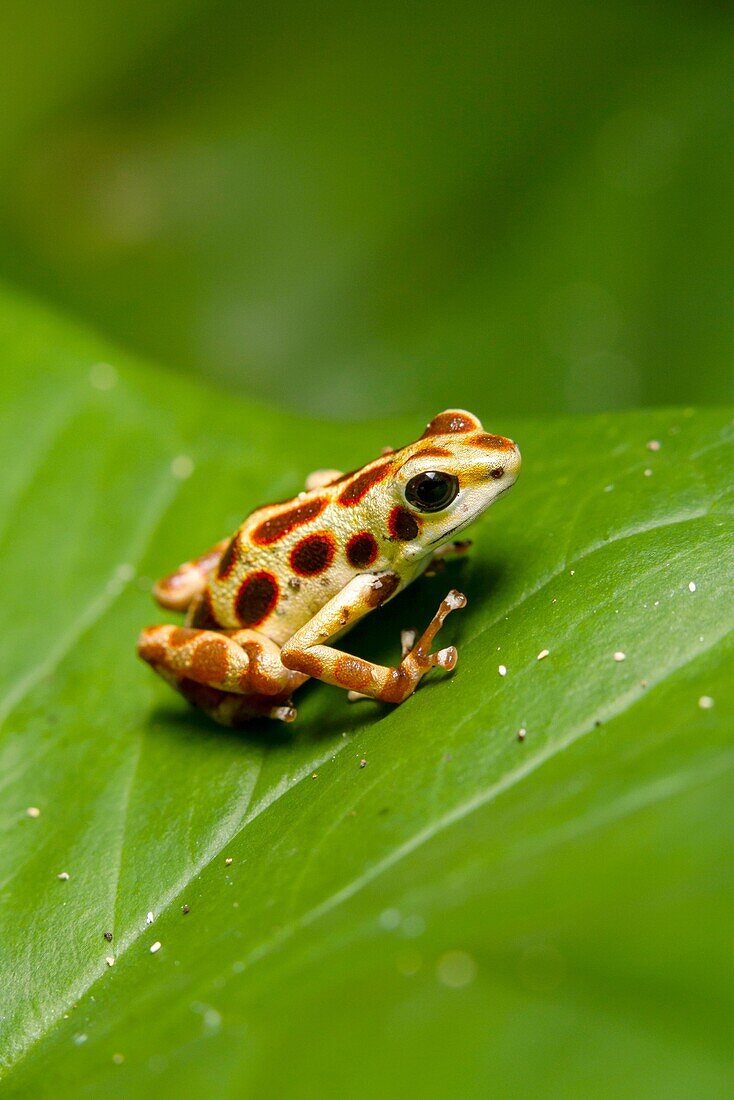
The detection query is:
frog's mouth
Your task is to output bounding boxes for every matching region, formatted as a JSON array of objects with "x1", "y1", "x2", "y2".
[
  {"x1": 427, "y1": 481, "x2": 515, "y2": 546},
  {"x1": 427, "y1": 516, "x2": 471, "y2": 547}
]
